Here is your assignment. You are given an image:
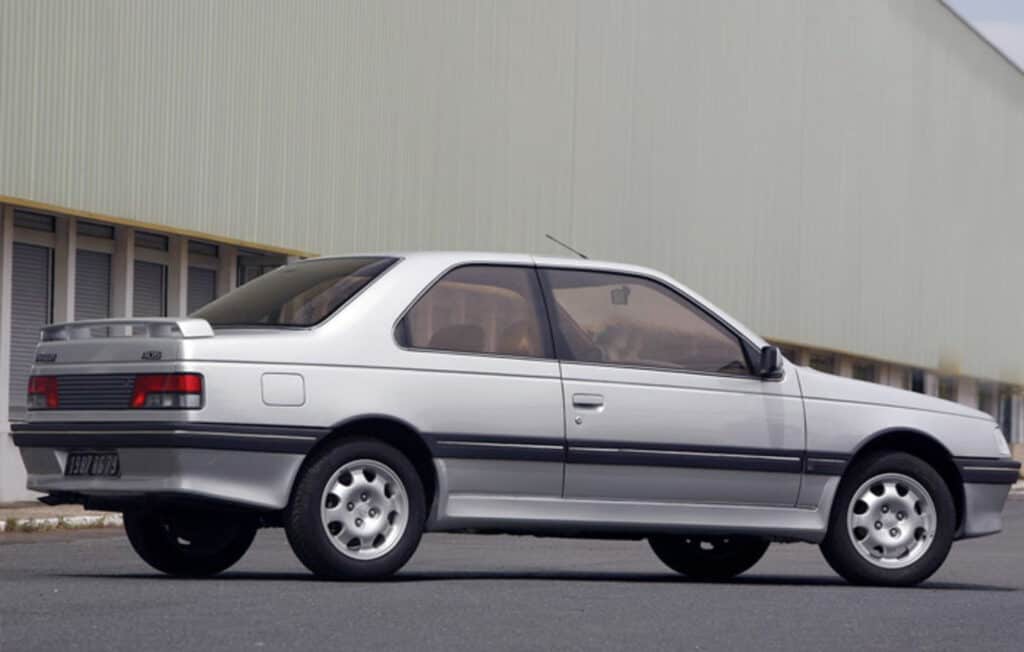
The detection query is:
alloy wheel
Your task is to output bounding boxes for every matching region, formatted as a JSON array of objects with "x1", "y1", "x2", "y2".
[
  {"x1": 319, "y1": 458, "x2": 410, "y2": 561},
  {"x1": 846, "y1": 472, "x2": 936, "y2": 569}
]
